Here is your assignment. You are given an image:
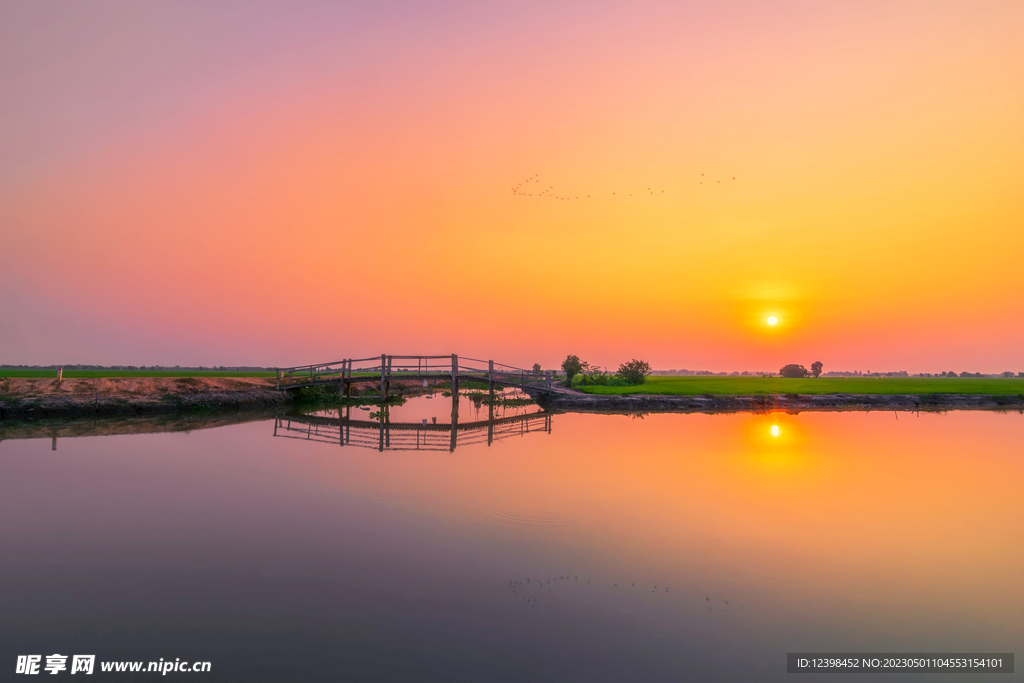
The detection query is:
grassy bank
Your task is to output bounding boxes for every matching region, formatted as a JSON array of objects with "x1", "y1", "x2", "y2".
[
  {"x1": 577, "y1": 376, "x2": 1024, "y2": 396},
  {"x1": 1, "y1": 369, "x2": 275, "y2": 378}
]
